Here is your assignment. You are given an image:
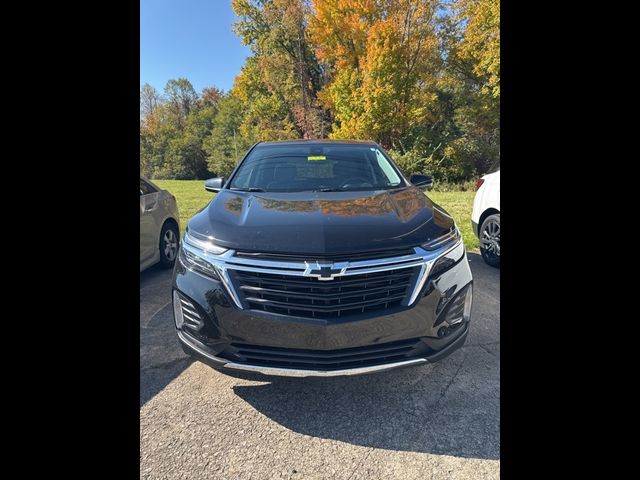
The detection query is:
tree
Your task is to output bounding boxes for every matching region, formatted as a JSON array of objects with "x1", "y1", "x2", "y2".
[
  {"x1": 140, "y1": 83, "x2": 161, "y2": 119},
  {"x1": 439, "y1": 0, "x2": 500, "y2": 175},
  {"x1": 450, "y1": 0, "x2": 500, "y2": 98},
  {"x1": 309, "y1": 0, "x2": 442, "y2": 150},
  {"x1": 232, "y1": 0, "x2": 327, "y2": 138},
  {"x1": 139, "y1": 0, "x2": 500, "y2": 182},
  {"x1": 200, "y1": 87, "x2": 224, "y2": 108},
  {"x1": 163, "y1": 104, "x2": 218, "y2": 179},
  {"x1": 140, "y1": 83, "x2": 163, "y2": 177},
  {"x1": 203, "y1": 94, "x2": 253, "y2": 177},
  {"x1": 163, "y1": 78, "x2": 198, "y2": 129},
  {"x1": 141, "y1": 80, "x2": 222, "y2": 179}
]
